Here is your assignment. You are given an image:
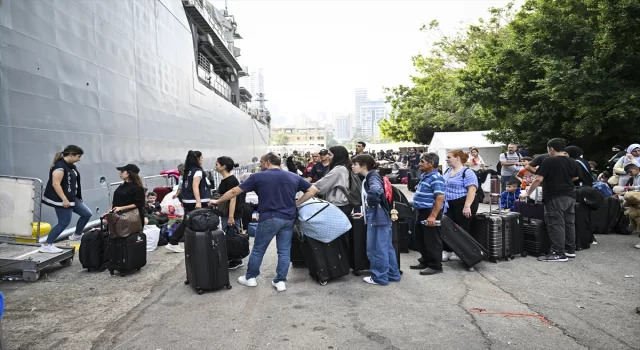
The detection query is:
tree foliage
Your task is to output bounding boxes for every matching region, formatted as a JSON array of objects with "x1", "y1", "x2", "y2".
[
  {"x1": 385, "y1": 0, "x2": 640, "y2": 157},
  {"x1": 270, "y1": 132, "x2": 289, "y2": 146}
]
